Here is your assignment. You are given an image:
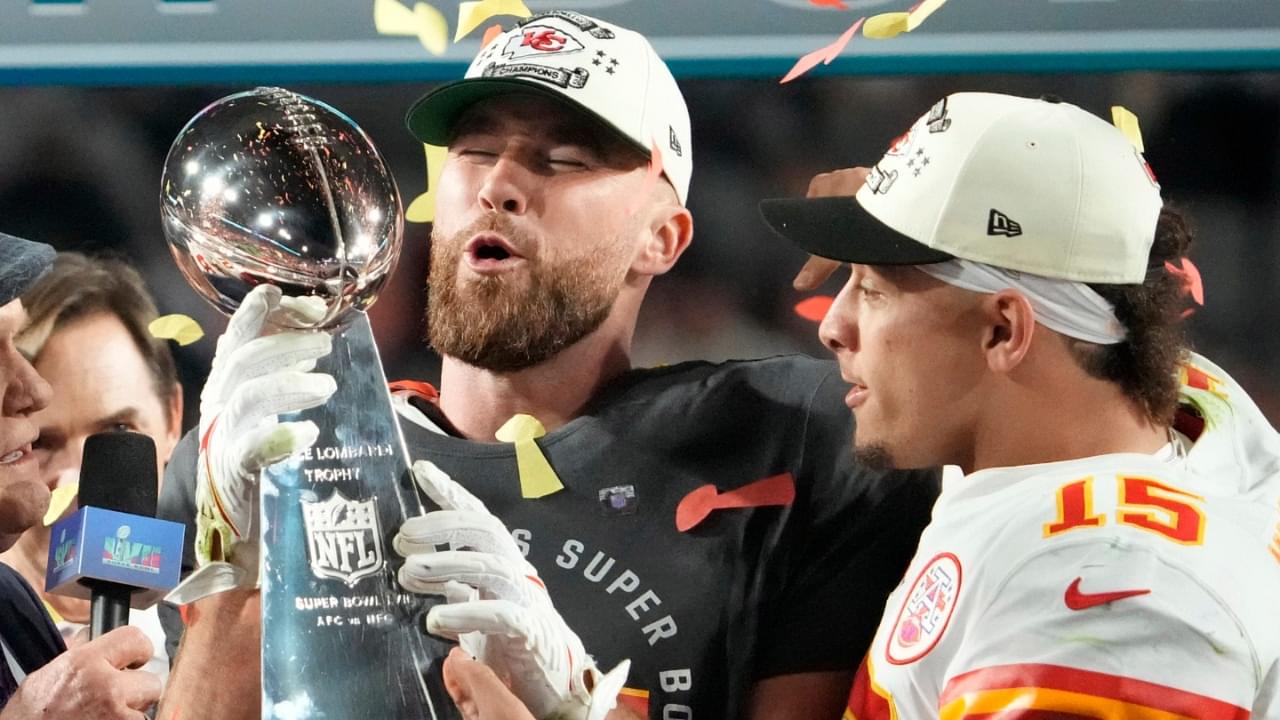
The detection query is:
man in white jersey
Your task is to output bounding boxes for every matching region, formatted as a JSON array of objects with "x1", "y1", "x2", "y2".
[{"x1": 761, "y1": 91, "x2": 1280, "y2": 718}]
